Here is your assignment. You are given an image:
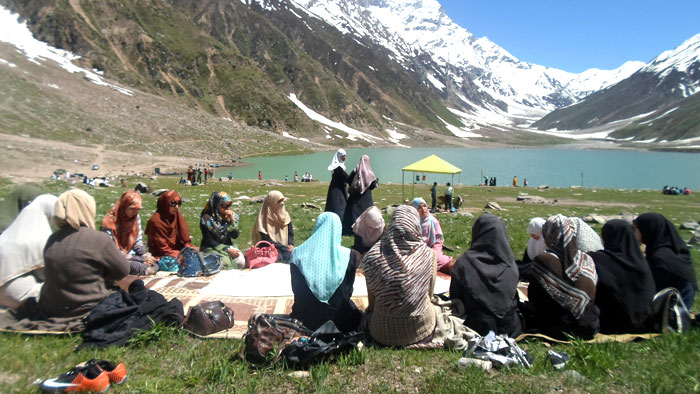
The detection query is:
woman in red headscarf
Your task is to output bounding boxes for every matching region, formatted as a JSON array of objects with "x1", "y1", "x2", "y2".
[
  {"x1": 145, "y1": 191, "x2": 192, "y2": 259},
  {"x1": 102, "y1": 190, "x2": 158, "y2": 275}
]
